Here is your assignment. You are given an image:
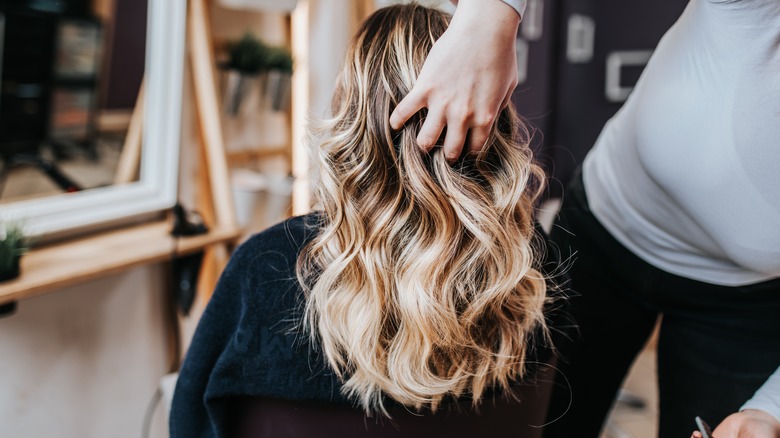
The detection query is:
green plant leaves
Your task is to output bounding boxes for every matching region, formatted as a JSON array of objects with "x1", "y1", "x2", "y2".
[{"x1": 226, "y1": 33, "x2": 293, "y2": 75}]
